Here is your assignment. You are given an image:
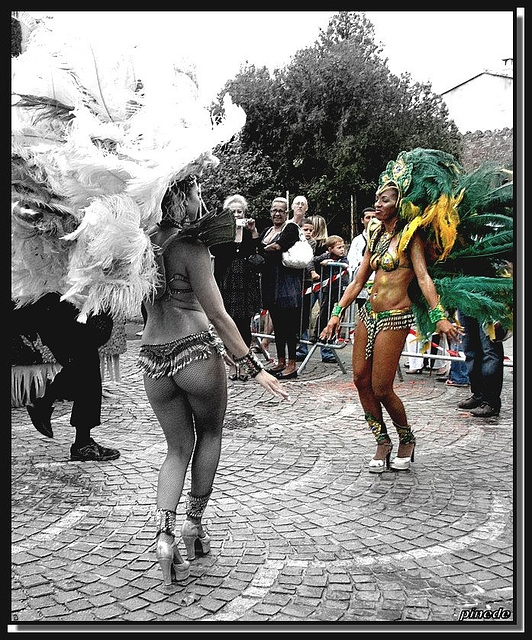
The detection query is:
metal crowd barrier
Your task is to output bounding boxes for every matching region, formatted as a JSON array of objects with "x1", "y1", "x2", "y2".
[
  {"x1": 251, "y1": 262, "x2": 513, "y2": 376},
  {"x1": 296, "y1": 261, "x2": 353, "y2": 374}
]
